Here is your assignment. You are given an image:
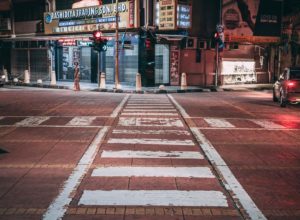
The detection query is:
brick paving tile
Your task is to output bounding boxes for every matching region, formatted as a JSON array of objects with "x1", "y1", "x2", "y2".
[
  {"x1": 211, "y1": 208, "x2": 223, "y2": 216},
  {"x1": 182, "y1": 208, "x2": 193, "y2": 216},
  {"x1": 135, "y1": 207, "x2": 145, "y2": 215},
  {"x1": 96, "y1": 208, "x2": 106, "y2": 215},
  {"x1": 145, "y1": 207, "x2": 155, "y2": 215},
  {"x1": 36, "y1": 208, "x2": 46, "y2": 215},
  {"x1": 155, "y1": 207, "x2": 165, "y2": 216},
  {"x1": 222, "y1": 209, "x2": 239, "y2": 216},
  {"x1": 173, "y1": 207, "x2": 183, "y2": 216},
  {"x1": 164, "y1": 208, "x2": 175, "y2": 216},
  {"x1": 125, "y1": 207, "x2": 135, "y2": 215},
  {"x1": 115, "y1": 207, "x2": 125, "y2": 215},
  {"x1": 191, "y1": 208, "x2": 203, "y2": 215},
  {"x1": 4, "y1": 208, "x2": 17, "y2": 215},
  {"x1": 15, "y1": 208, "x2": 27, "y2": 215},
  {"x1": 76, "y1": 207, "x2": 87, "y2": 215},
  {"x1": 202, "y1": 208, "x2": 212, "y2": 216},
  {"x1": 106, "y1": 207, "x2": 116, "y2": 215},
  {"x1": 66, "y1": 208, "x2": 77, "y2": 215},
  {"x1": 25, "y1": 208, "x2": 37, "y2": 214},
  {"x1": 86, "y1": 208, "x2": 97, "y2": 215}
]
